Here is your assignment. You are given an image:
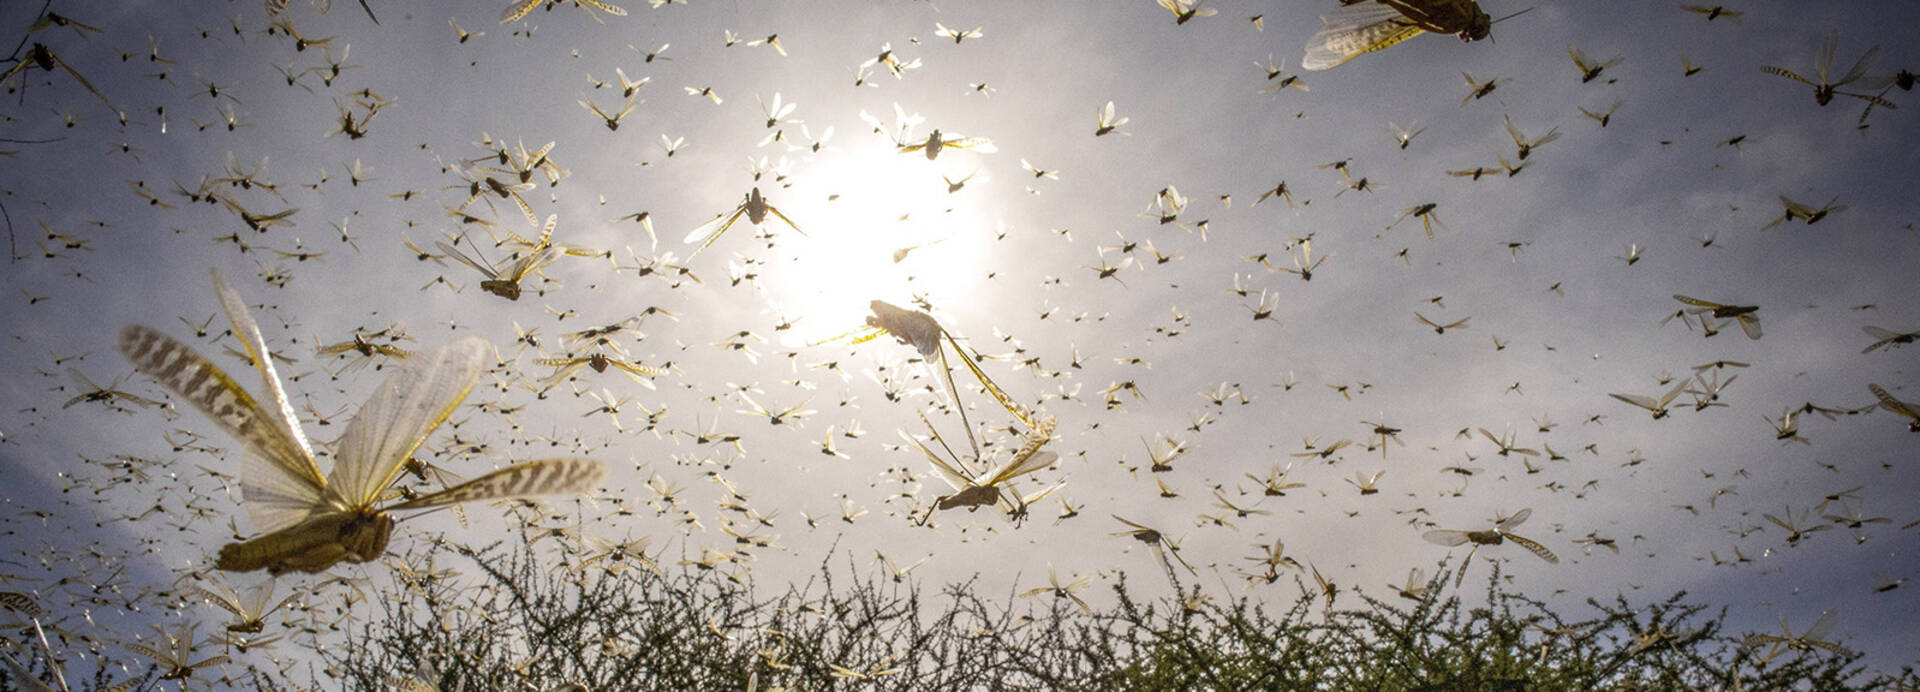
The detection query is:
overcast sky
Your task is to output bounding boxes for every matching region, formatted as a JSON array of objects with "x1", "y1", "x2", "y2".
[{"x1": 2, "y1": 0, "x2": 1918, "y2": 679}]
